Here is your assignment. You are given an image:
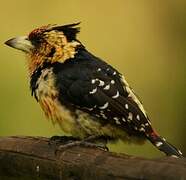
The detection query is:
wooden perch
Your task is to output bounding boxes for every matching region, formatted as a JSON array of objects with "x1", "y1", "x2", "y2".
[{"x1": 0, "y1": 136, "x2": 185, "y2": 180}]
